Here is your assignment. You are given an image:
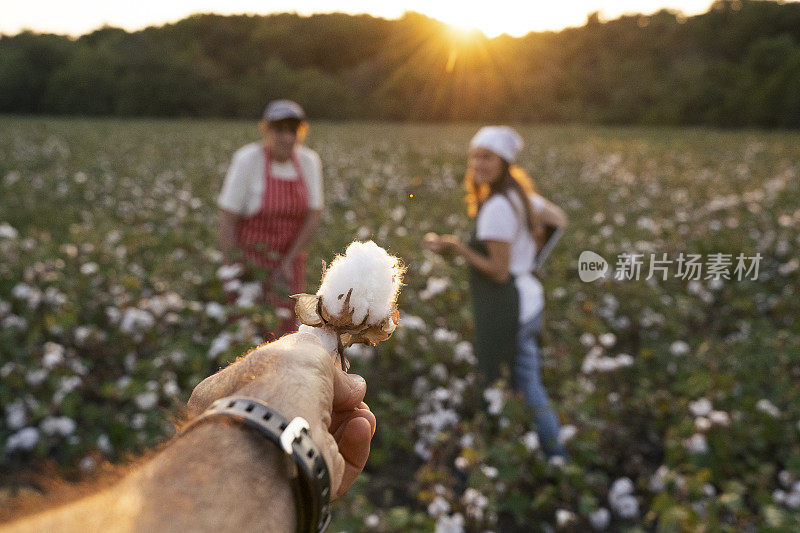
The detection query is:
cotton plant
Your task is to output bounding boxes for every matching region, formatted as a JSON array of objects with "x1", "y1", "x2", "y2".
[{"x1": 291, "y1": 240, "x2": 405, "y2": 369}]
